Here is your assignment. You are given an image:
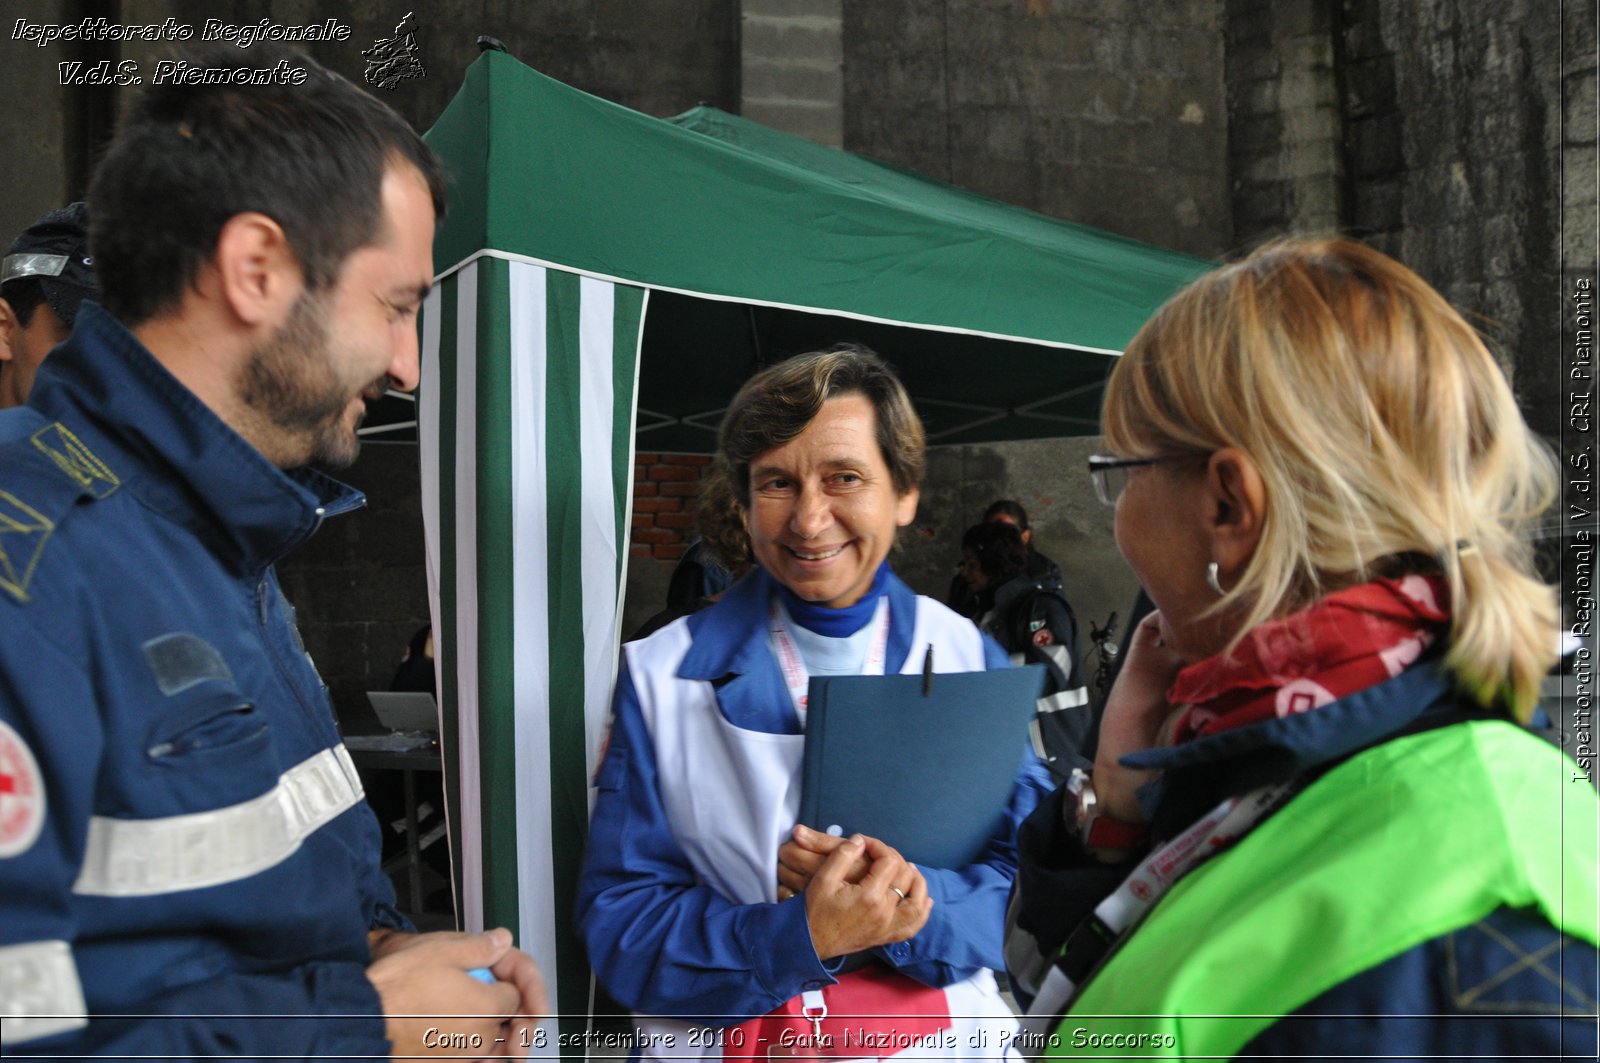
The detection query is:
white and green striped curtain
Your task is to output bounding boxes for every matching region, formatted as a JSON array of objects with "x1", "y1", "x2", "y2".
[{"x1": 418, "y1": 254, "x2": 645, "y2": 1045}]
